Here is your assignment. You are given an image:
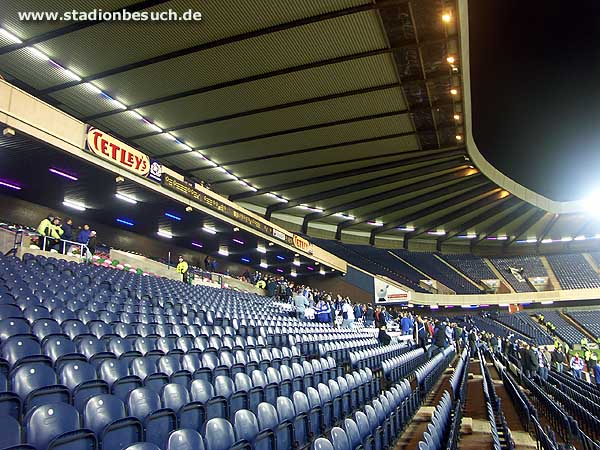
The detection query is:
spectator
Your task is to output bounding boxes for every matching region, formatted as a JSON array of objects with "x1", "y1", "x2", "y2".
[
  {"x1": 551, "y1": 347, "x2": 566, "y2": 373},
  {"x1": 293, "y1": 289, "x2": 309, "y2": 320},
  {"x1": 353, "y1": 303, "x2": 363, "y2": 323},
  {"x1": 415, "y1": 316, "x2": 428, "y2": 351},
  {"x1": 428, "y1": 322, "x2": 448, "y2": 358},
  {"x1": 525, "y1": 345, "x2": 539, "y2": 379},
  {"x1": 490, "y1": 334, "x2": 499, "y2": 353},
  {"x1": 266, "y1": 277, "x2": 277, "y2": 298},
  {"x1": 86, "y1": 231, "x2": 97, "y2": 257},
  {"x1": 77, "y1": 224, "x2": 91, "y2": 245},
  {"x1": 364, "y1": 304, "x2": 375, "y2": 327},
  {"x1": 537, "y1": 347, "x2": 550, "y2": 381},
  {"x1": 594, "y1": 360, "x2": 600, "y2": 387},
  {"x1": 374, "y1": 306, "x2": 386, "y2": 328},
  {"x1": 341, "y1": 299, "x2": 355, "y2": 329},
  {"x1": 378, "y1": 326, "x2": 392, "y2": 346},
  {"x1": 304, "y1": 303, "x2": 315, "y2": 322},
  {"x1": 176, "y1": 255, "x2": 190, "y2": 284},
  {"x1": 60, "y1": 218, "x2": 74, "y2": 253},
  {"x1": 570, "y1": 353, "x2": 585, "y2": 379},
  {"x1": 316, "y1": 299, "x2": 331, "y2": 324},
  {"x1": 204, "y1": 255, "x2": 211, "y2": 271},
  {"x1": 400, "y1": 313, "x2": 413, "y2": 336}
]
